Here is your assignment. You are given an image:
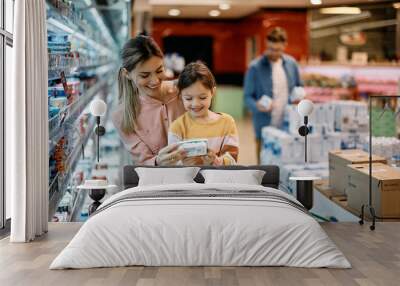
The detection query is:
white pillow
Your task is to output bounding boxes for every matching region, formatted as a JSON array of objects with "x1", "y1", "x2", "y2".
[
  {"x1": 135, "y1": 167, "x2": 200, "y2": 186},
  {"x1": 200, "y1": 169, "x2": 266, "y2": 185}
]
